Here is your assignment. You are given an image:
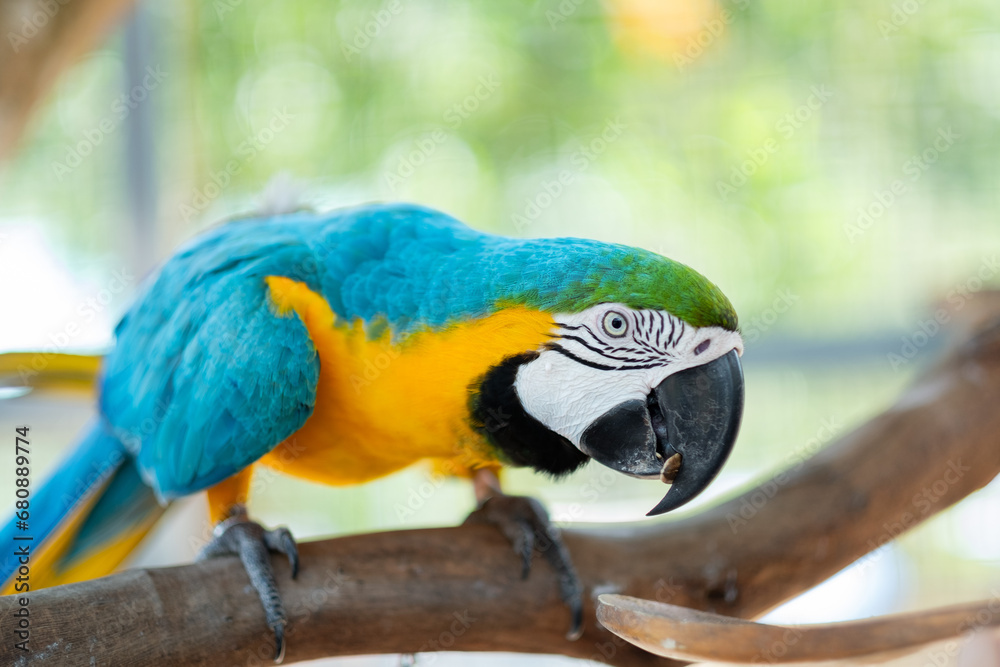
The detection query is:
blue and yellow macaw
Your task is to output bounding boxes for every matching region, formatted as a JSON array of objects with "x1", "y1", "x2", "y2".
[{"x1": 1, "y1": 203, "x2": 744, "y2": 660}]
